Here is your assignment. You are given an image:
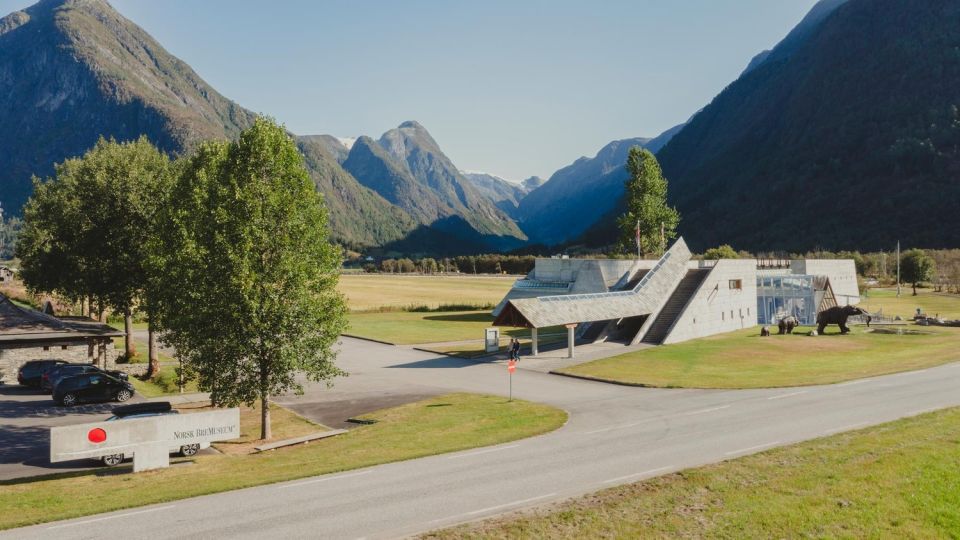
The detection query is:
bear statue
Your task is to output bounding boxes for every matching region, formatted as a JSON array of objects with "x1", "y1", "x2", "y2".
[
  {"x1": 816, "y1": 305, "x2": 871, "y2": 334},
  {"x1": 777, "y1": 315, "x2": 799, "y2": 335}
]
